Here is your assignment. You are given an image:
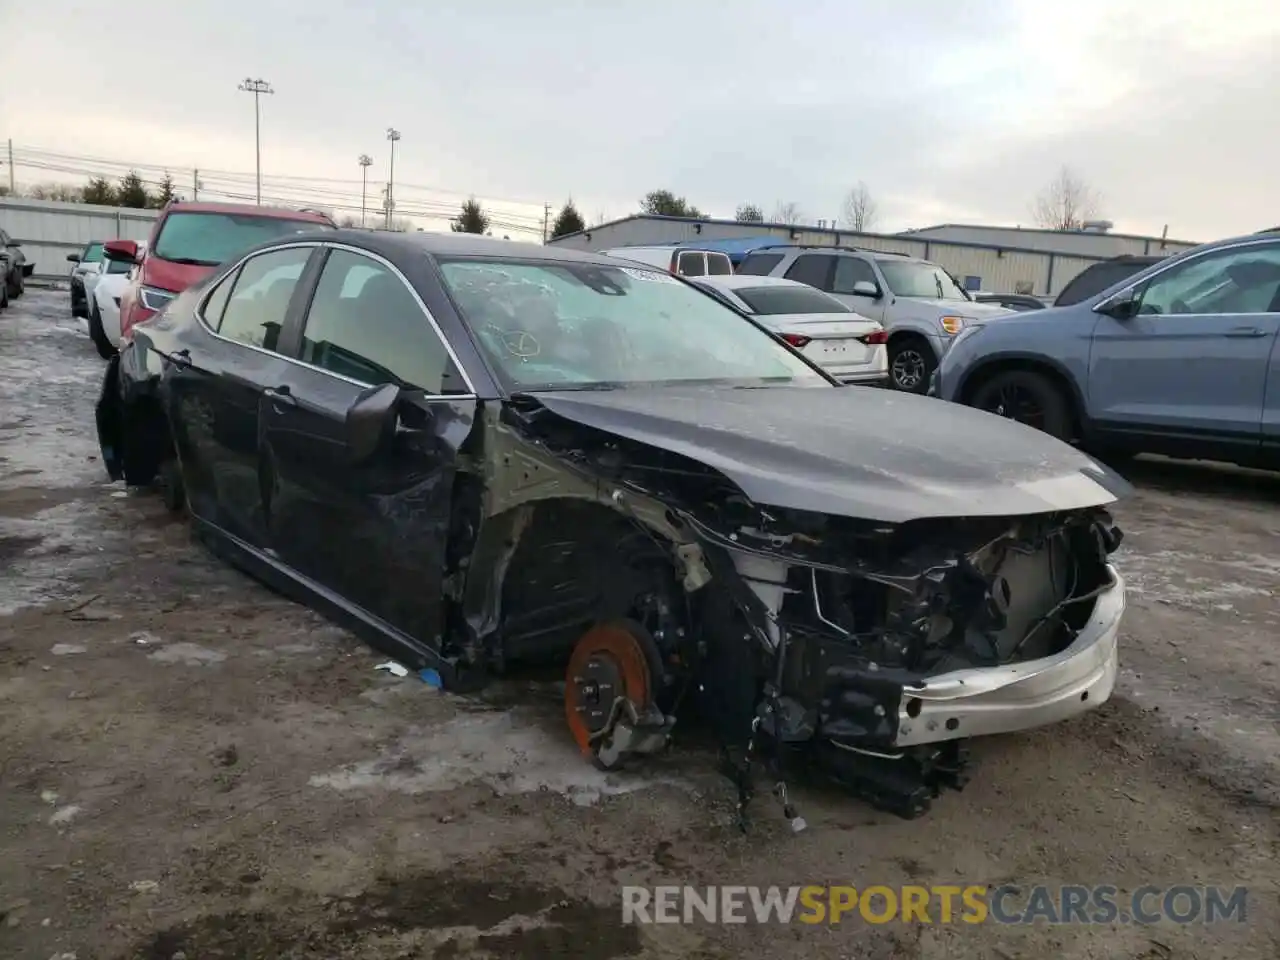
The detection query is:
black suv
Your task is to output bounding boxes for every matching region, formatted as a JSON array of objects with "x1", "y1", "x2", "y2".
[{"x1": 1052, "y1": 254, "x2": 1165, "y2": 307}]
